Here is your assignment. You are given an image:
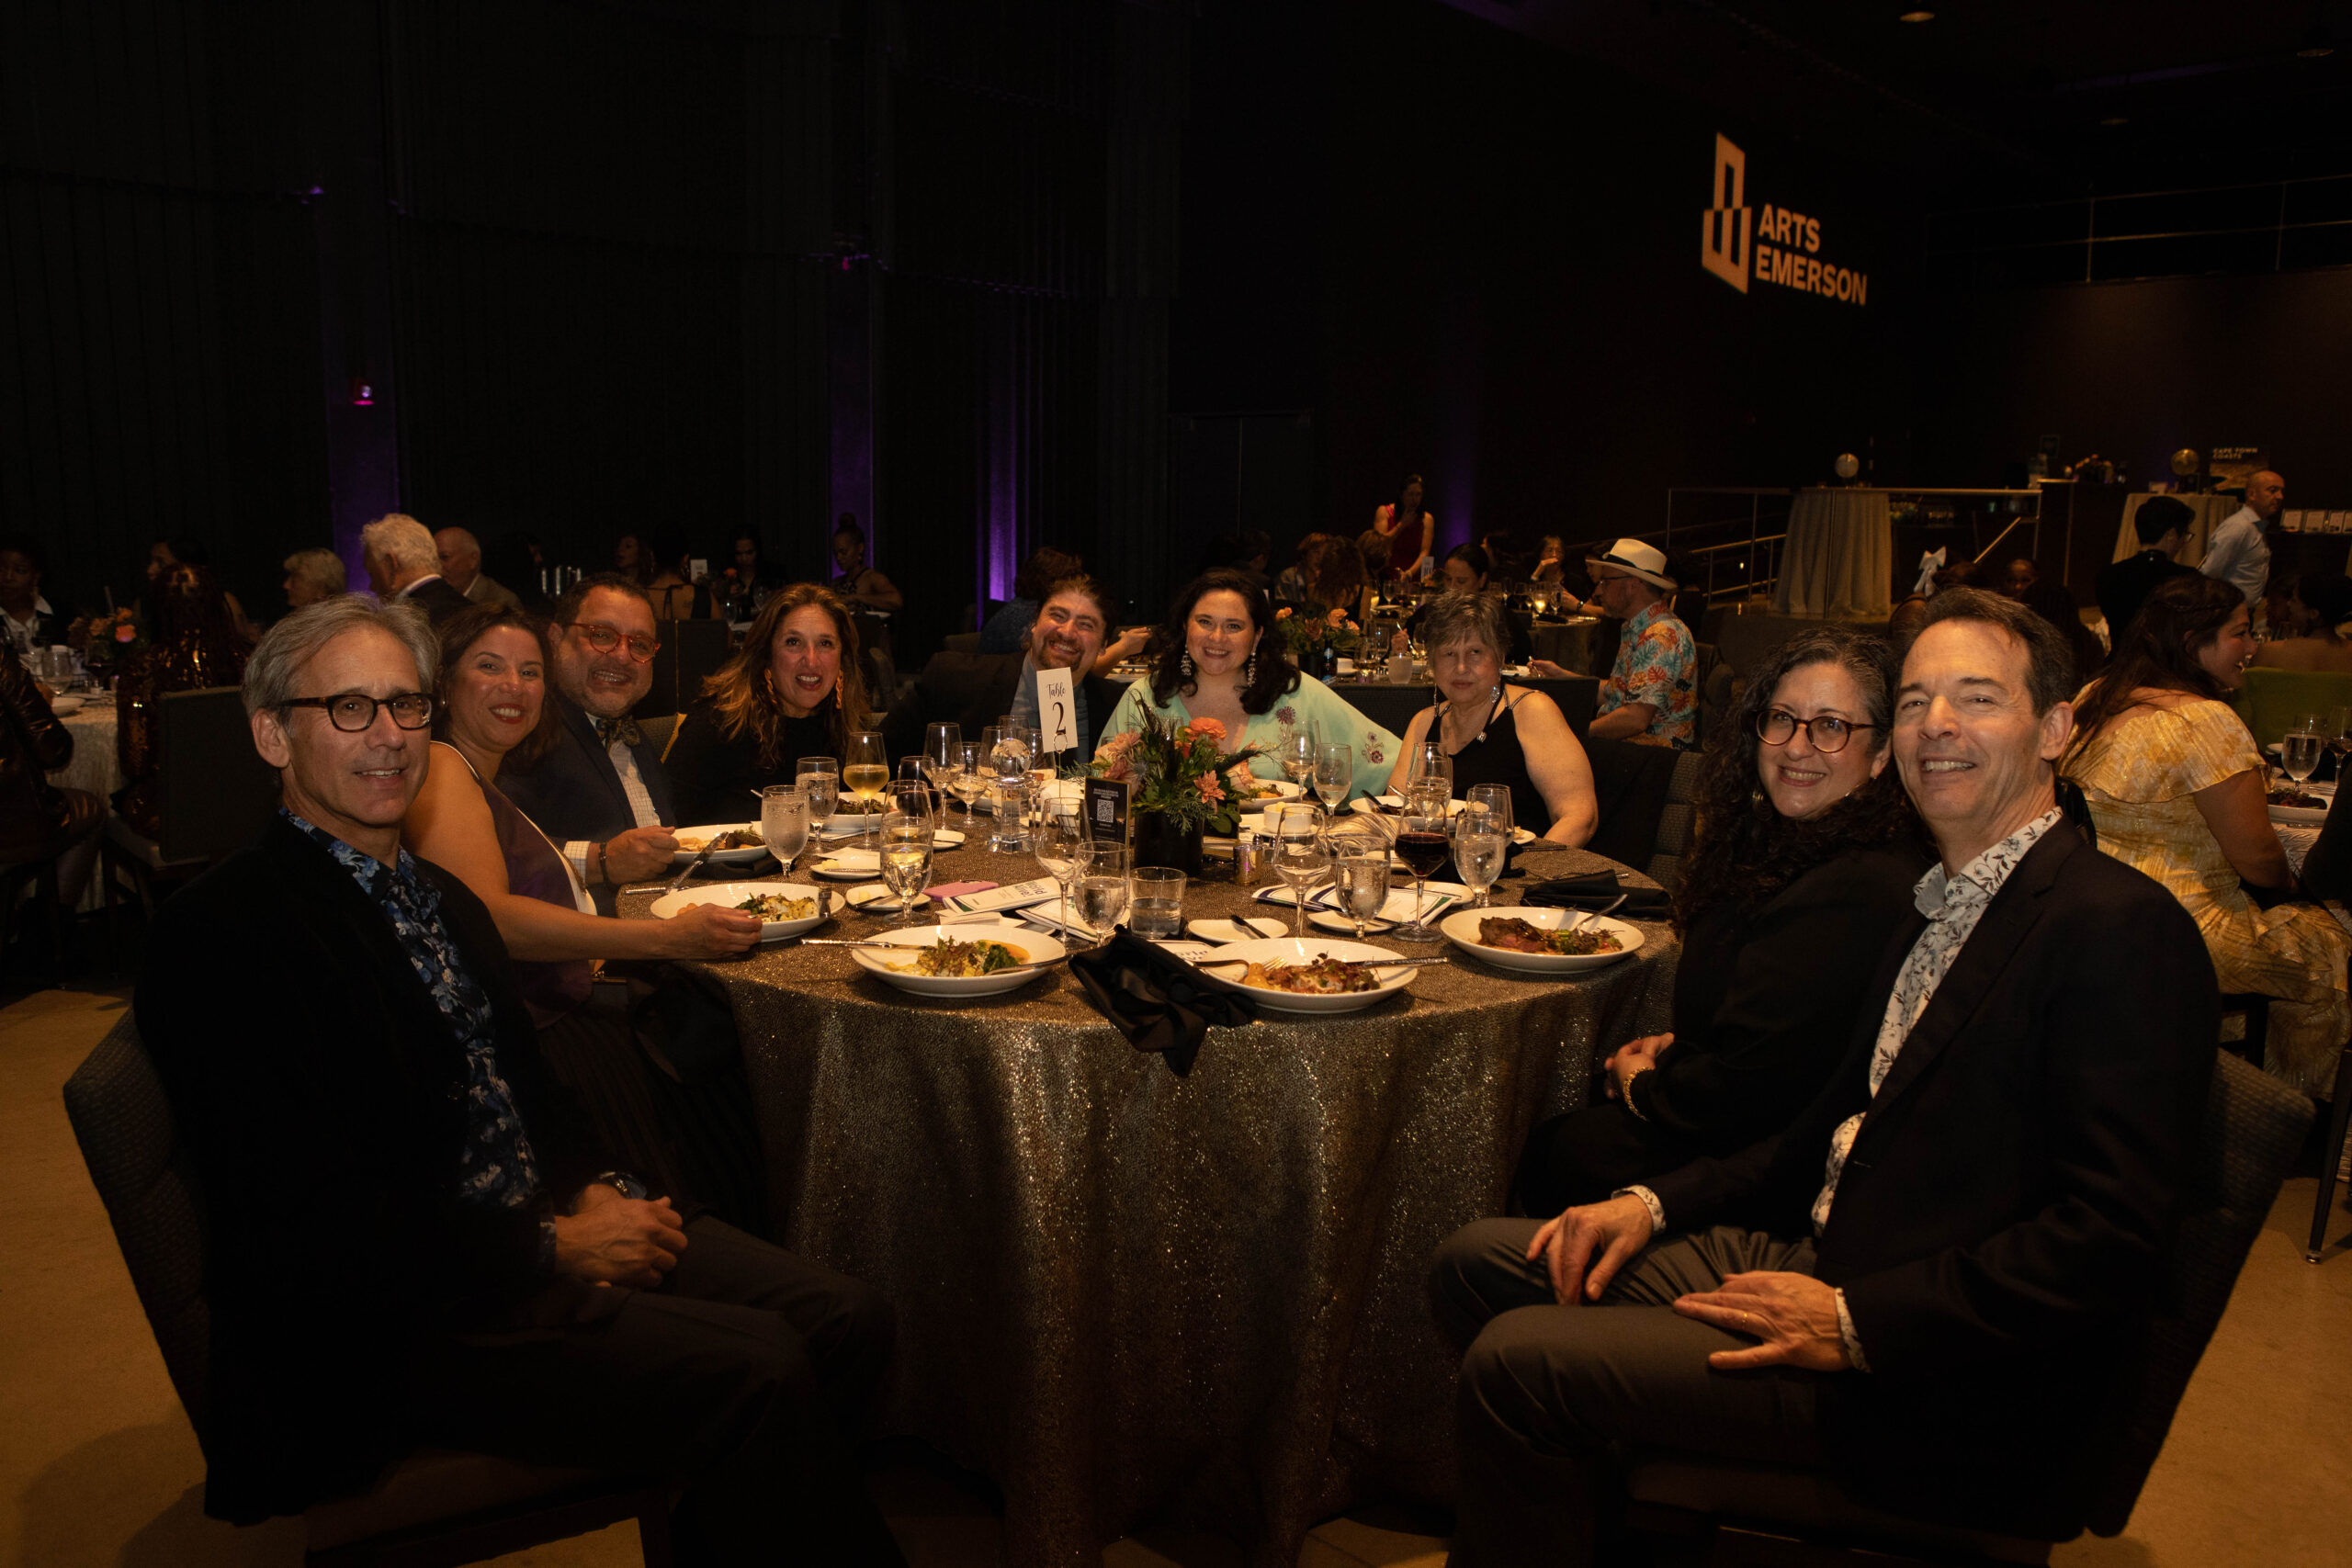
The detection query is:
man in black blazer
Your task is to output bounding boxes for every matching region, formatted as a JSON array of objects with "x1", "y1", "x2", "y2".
[
  {"x1": 361, "y1": 512, "x2": 473, "y2": 629},
  {"x1": 498, "y1": 572, "x2": 681, "y2": 909},
  {"x1": 2096, "y1": 494, "x2": 2199, "y2": 644},
  {"x1": 137, "y1": 599, "x2": 905, "y2": 1564},
  {"x1": 1430, "y1": 588, "x2": 2218, "y2": 1564},
  {"x1": 891, "y1": 574, "x2": 1126, "y2": 767}
]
